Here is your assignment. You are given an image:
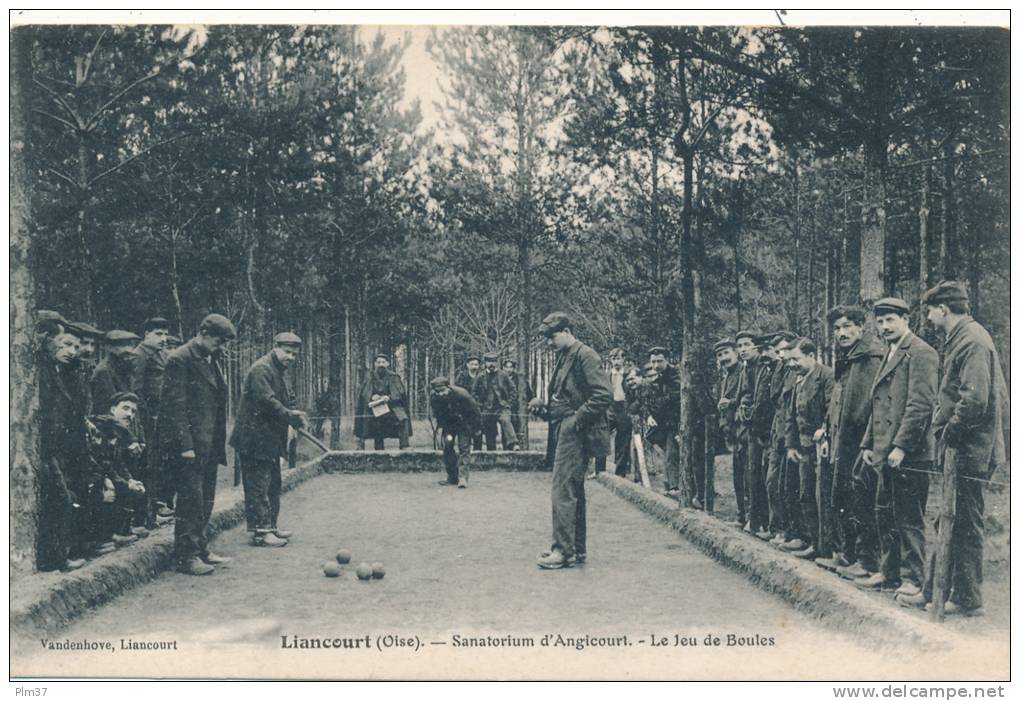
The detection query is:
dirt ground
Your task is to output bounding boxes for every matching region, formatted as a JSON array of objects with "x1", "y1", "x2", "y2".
[
  {"x1": 636, "y1": 447, "x2": 1010, "y2": 636},
  {"x1": 14, "y1": 471, "x2": 1006, "y2": 680}
]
